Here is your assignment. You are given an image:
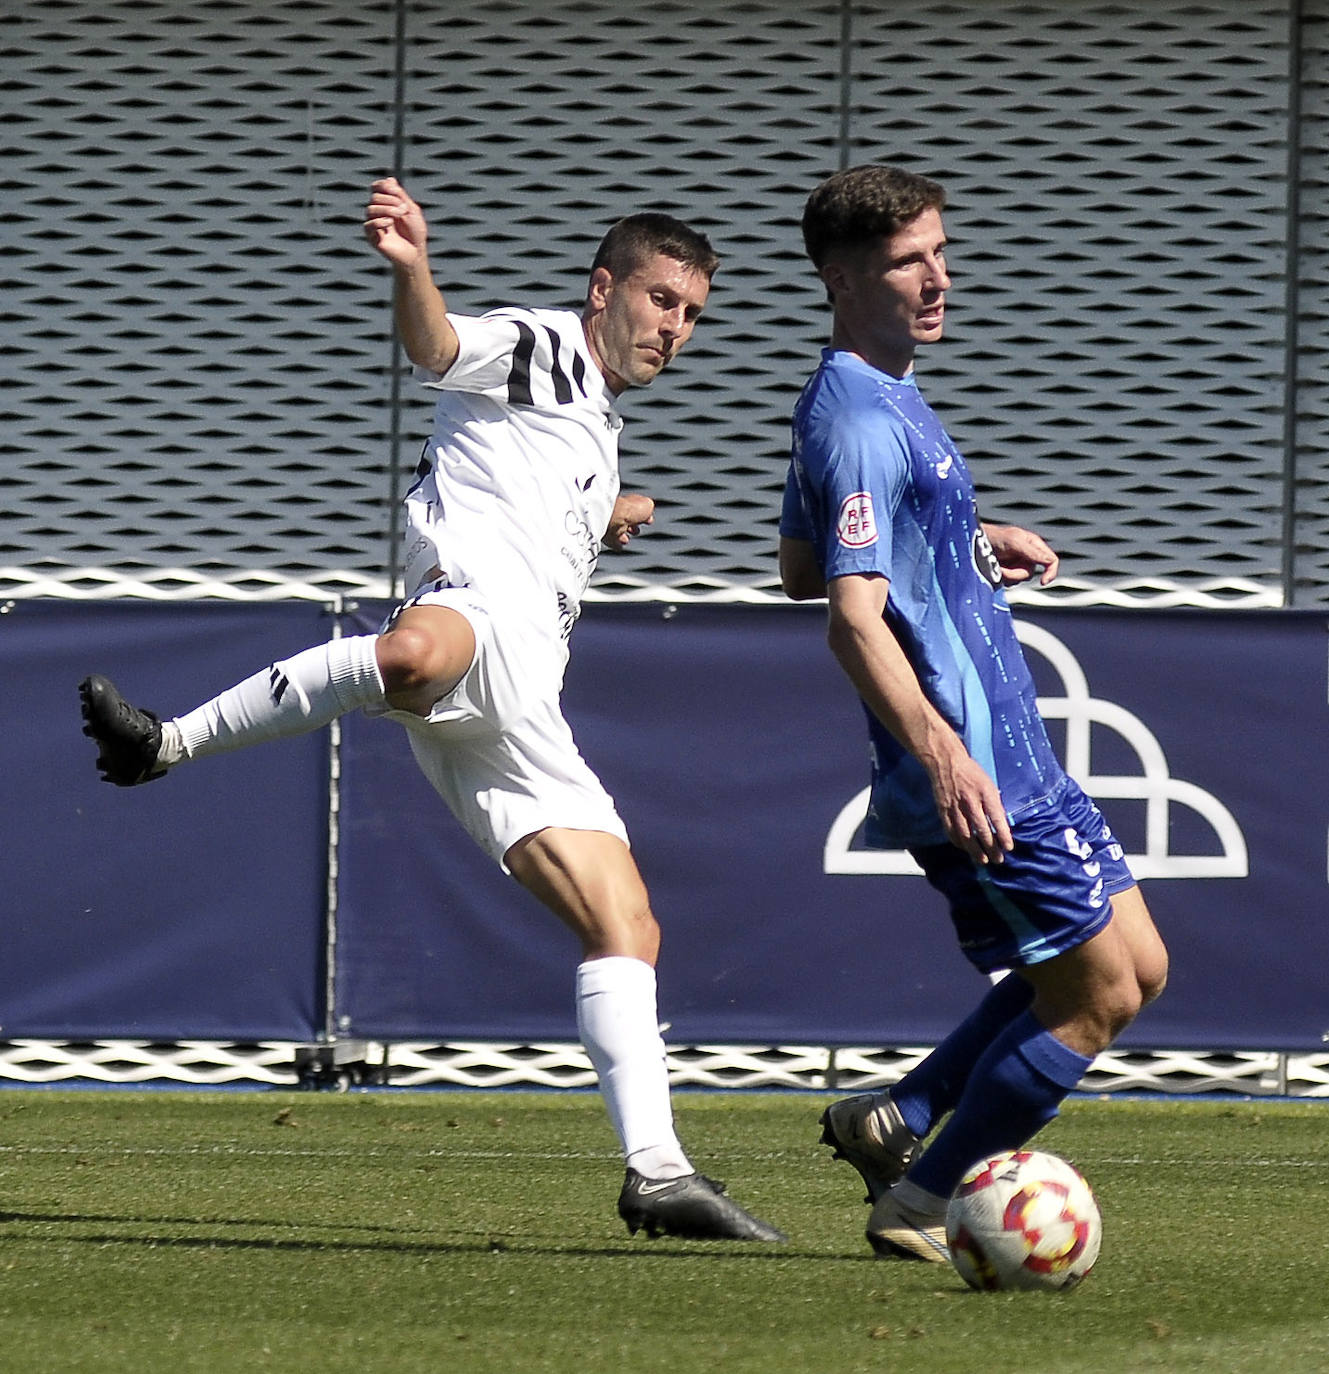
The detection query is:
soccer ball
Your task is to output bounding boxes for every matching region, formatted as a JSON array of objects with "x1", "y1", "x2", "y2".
[{"x1": 945, "y1": 1149, "x2": 1102, "y2": 1292}]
